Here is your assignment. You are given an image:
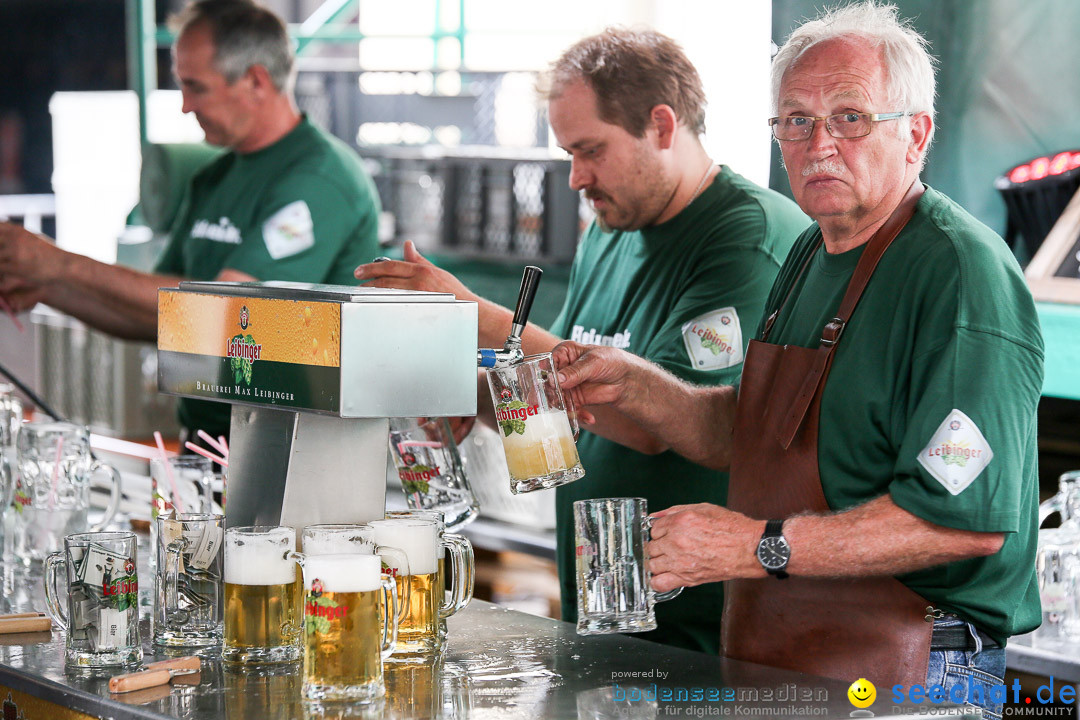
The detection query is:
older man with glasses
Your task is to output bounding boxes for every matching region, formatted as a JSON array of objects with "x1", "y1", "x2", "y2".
[{"x1": 552, "y1": 3, "x2": 1041, "y2": 711}]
